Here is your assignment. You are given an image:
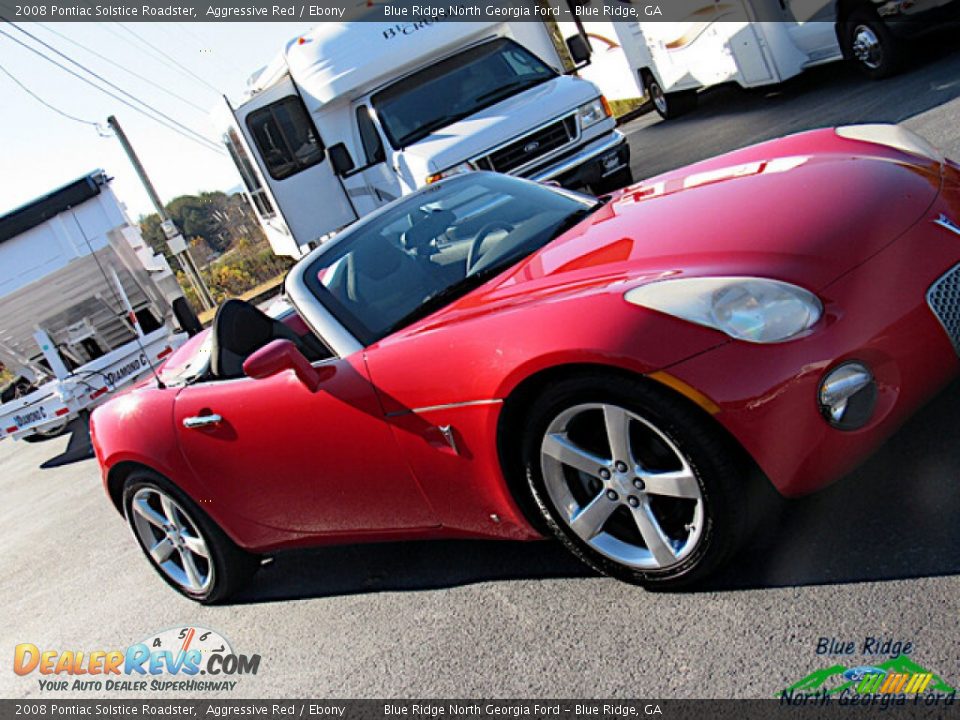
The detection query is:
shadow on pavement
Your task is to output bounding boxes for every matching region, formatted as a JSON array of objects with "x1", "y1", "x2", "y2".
[
  {"x1": 233, "y1": 380, "x2": 960, "y2": 604},
  {"x1": 233, "y1": 535, "x2": 594, "y2": 604},
  {"x1": 38, "y1": 416, "x2": 94, "y2": 469}
]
